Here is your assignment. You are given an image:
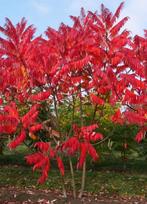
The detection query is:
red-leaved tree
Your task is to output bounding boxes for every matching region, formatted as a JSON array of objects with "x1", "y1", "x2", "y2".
[{"x1": 0, "y1": 2, "x2": 146, "y2": 198}]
